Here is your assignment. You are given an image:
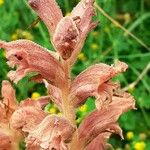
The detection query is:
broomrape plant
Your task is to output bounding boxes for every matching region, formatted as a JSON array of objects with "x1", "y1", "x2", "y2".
[{"x1": 0, "y1": 0, "x2": 135, "y2": 149}]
